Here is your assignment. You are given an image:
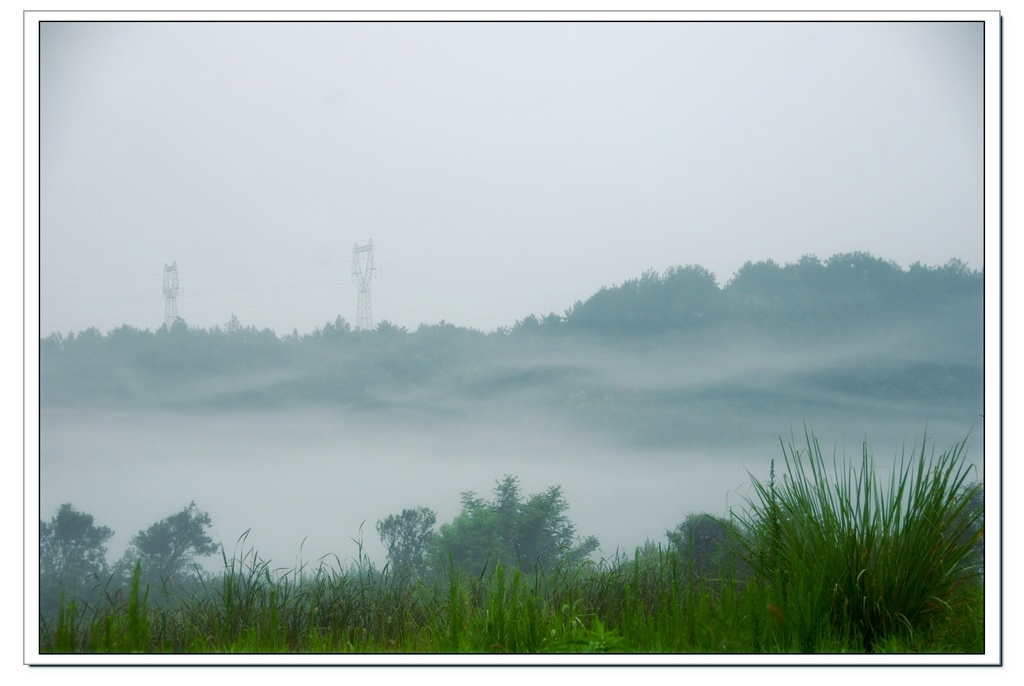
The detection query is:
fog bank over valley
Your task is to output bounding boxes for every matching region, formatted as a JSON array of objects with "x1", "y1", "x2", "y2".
[{"x1": 39, "y1": 255, "x2": 985, "y2": 571}]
